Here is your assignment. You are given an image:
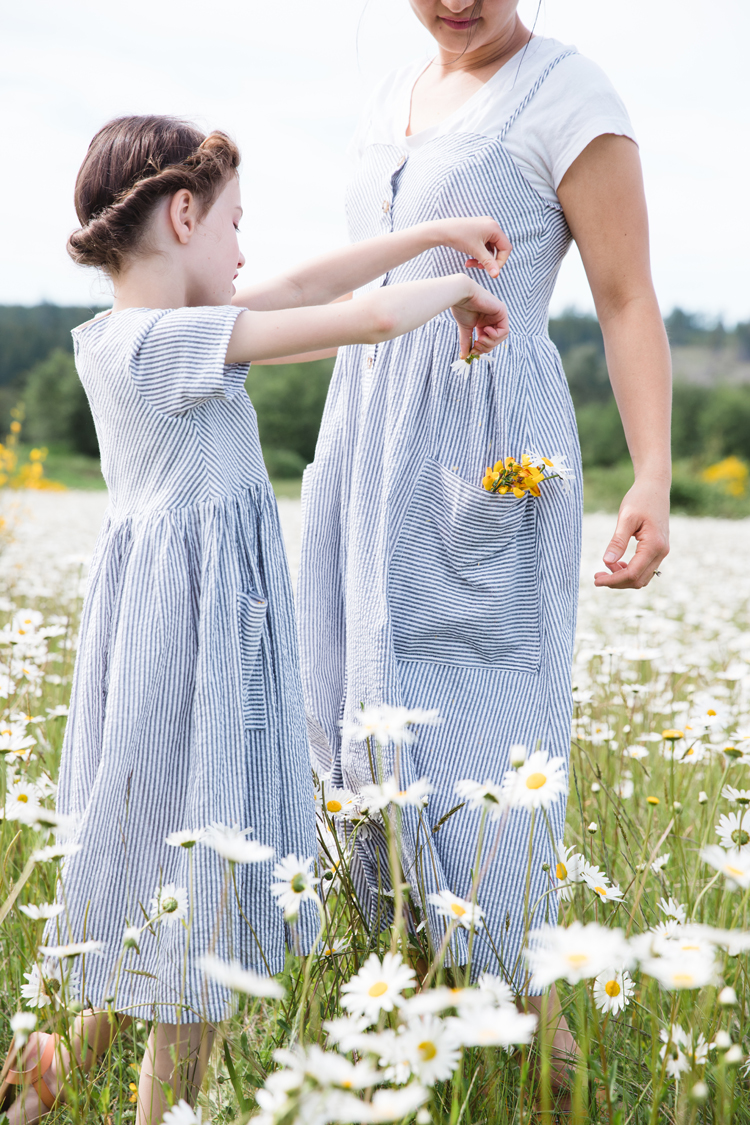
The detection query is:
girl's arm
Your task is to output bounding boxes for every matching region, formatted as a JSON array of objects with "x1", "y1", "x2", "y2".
[
  {"x1": 558, "y1": 134, "x2": 671, "y2": 590},
  {"x1": 232, "y1": 217, "x2": 511, "y2": 313},
  {"x1": 226, "y1": 274, "x2": 509, "y2": 364}
]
